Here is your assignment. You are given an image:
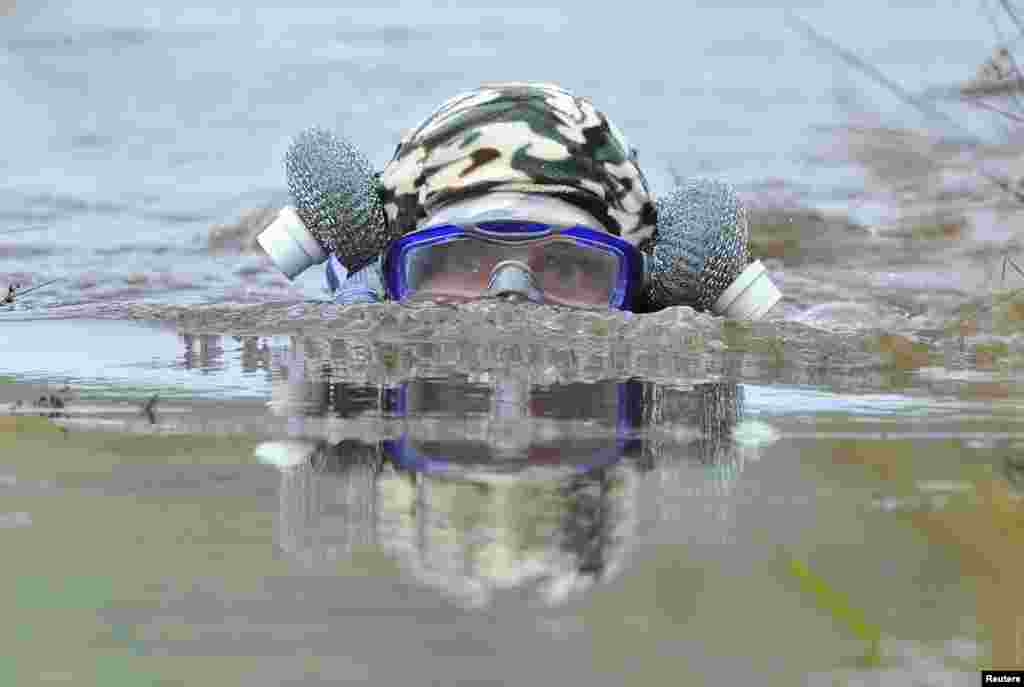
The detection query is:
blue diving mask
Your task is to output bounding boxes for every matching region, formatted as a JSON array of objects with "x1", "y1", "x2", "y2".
[{"x1": 381, "y1": 221, "x2": 647, "y2": 310}]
